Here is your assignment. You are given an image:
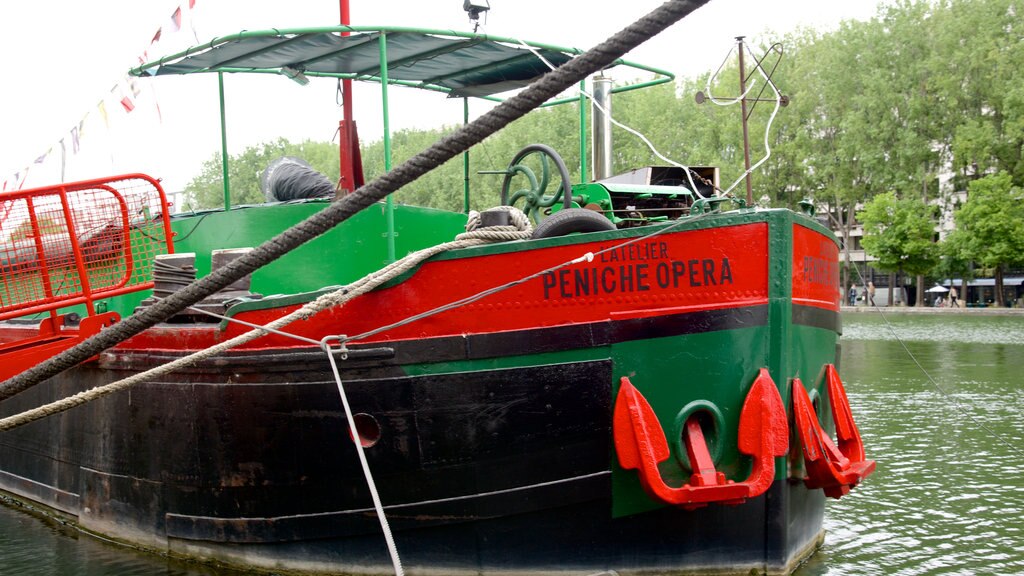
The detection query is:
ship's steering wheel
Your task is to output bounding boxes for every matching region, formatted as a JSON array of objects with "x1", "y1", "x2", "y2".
[{"x1": 500, "y1": 144, "x2": 573, "y2": 225}]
